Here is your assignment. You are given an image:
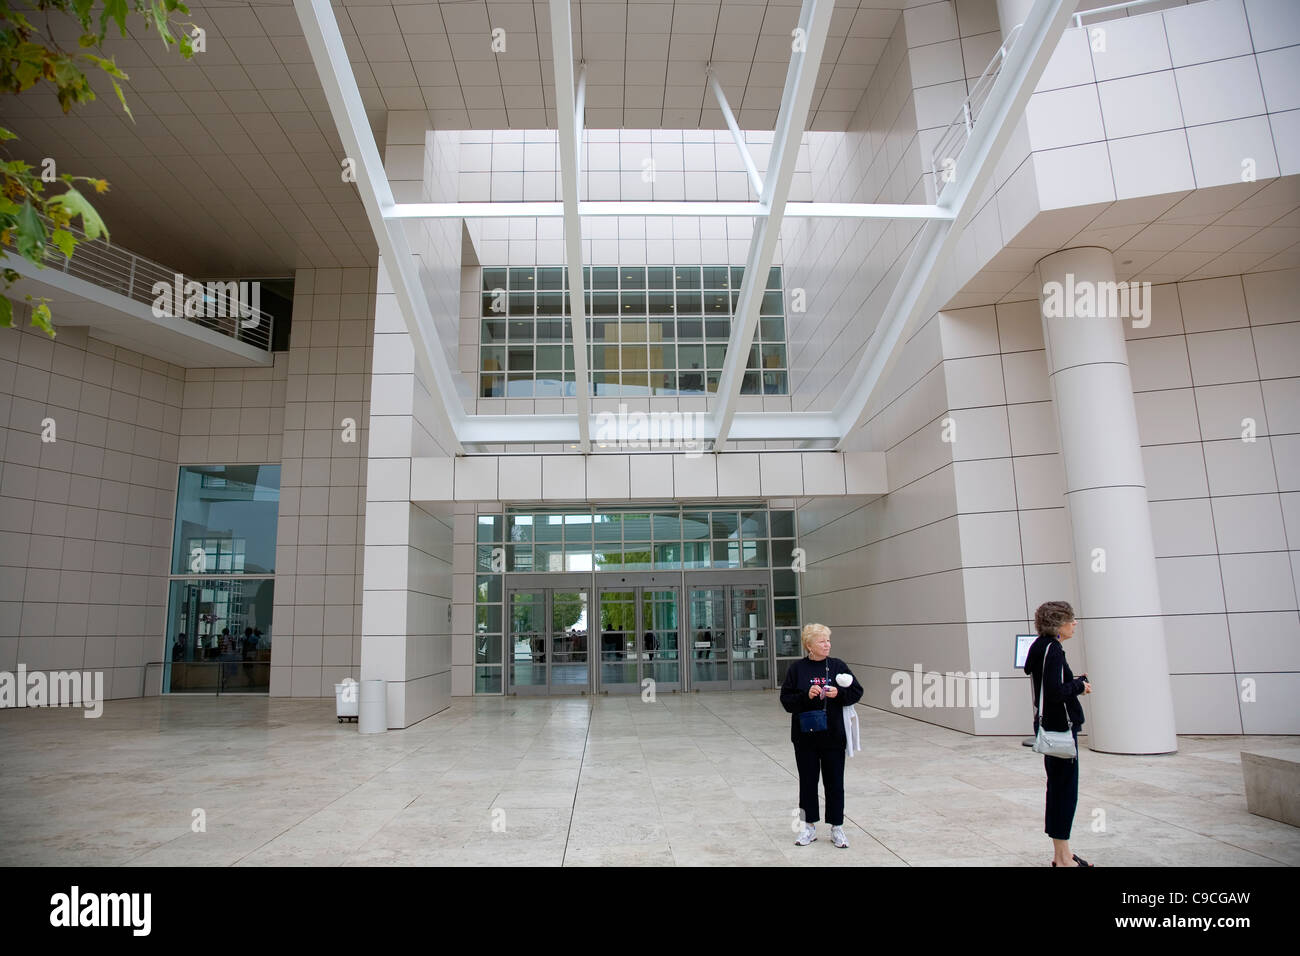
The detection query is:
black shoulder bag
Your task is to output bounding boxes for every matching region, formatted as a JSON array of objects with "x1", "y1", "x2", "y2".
[{"x1": 798, "y1": 659, "x2": 830, "y2": 733}]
